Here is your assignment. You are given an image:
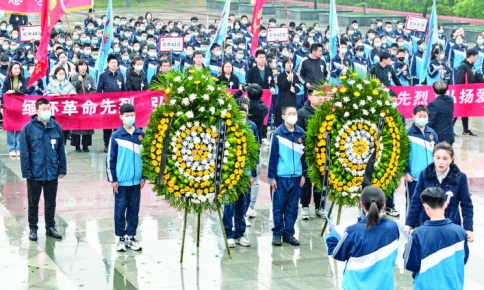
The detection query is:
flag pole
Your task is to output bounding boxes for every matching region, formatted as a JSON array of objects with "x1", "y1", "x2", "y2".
[
  {"x1": 64, "y1": 13, "x2": 72, "y2": 32},
  {"x1": 284, "y1": 0, "x2": 289, "y2": 28}
]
